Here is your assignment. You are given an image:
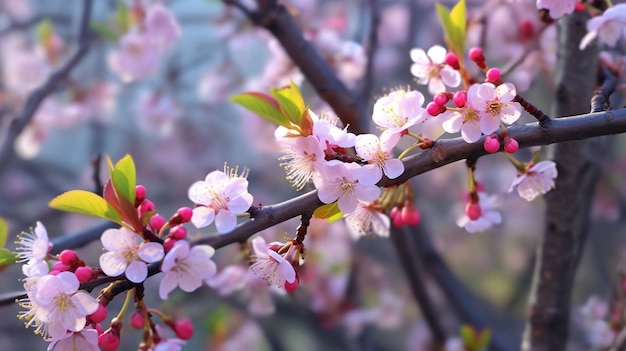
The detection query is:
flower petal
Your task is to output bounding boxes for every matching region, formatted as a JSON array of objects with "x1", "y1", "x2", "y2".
[{"x1": 125, "y1": 260, "x2": 148, "y2": 283}]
